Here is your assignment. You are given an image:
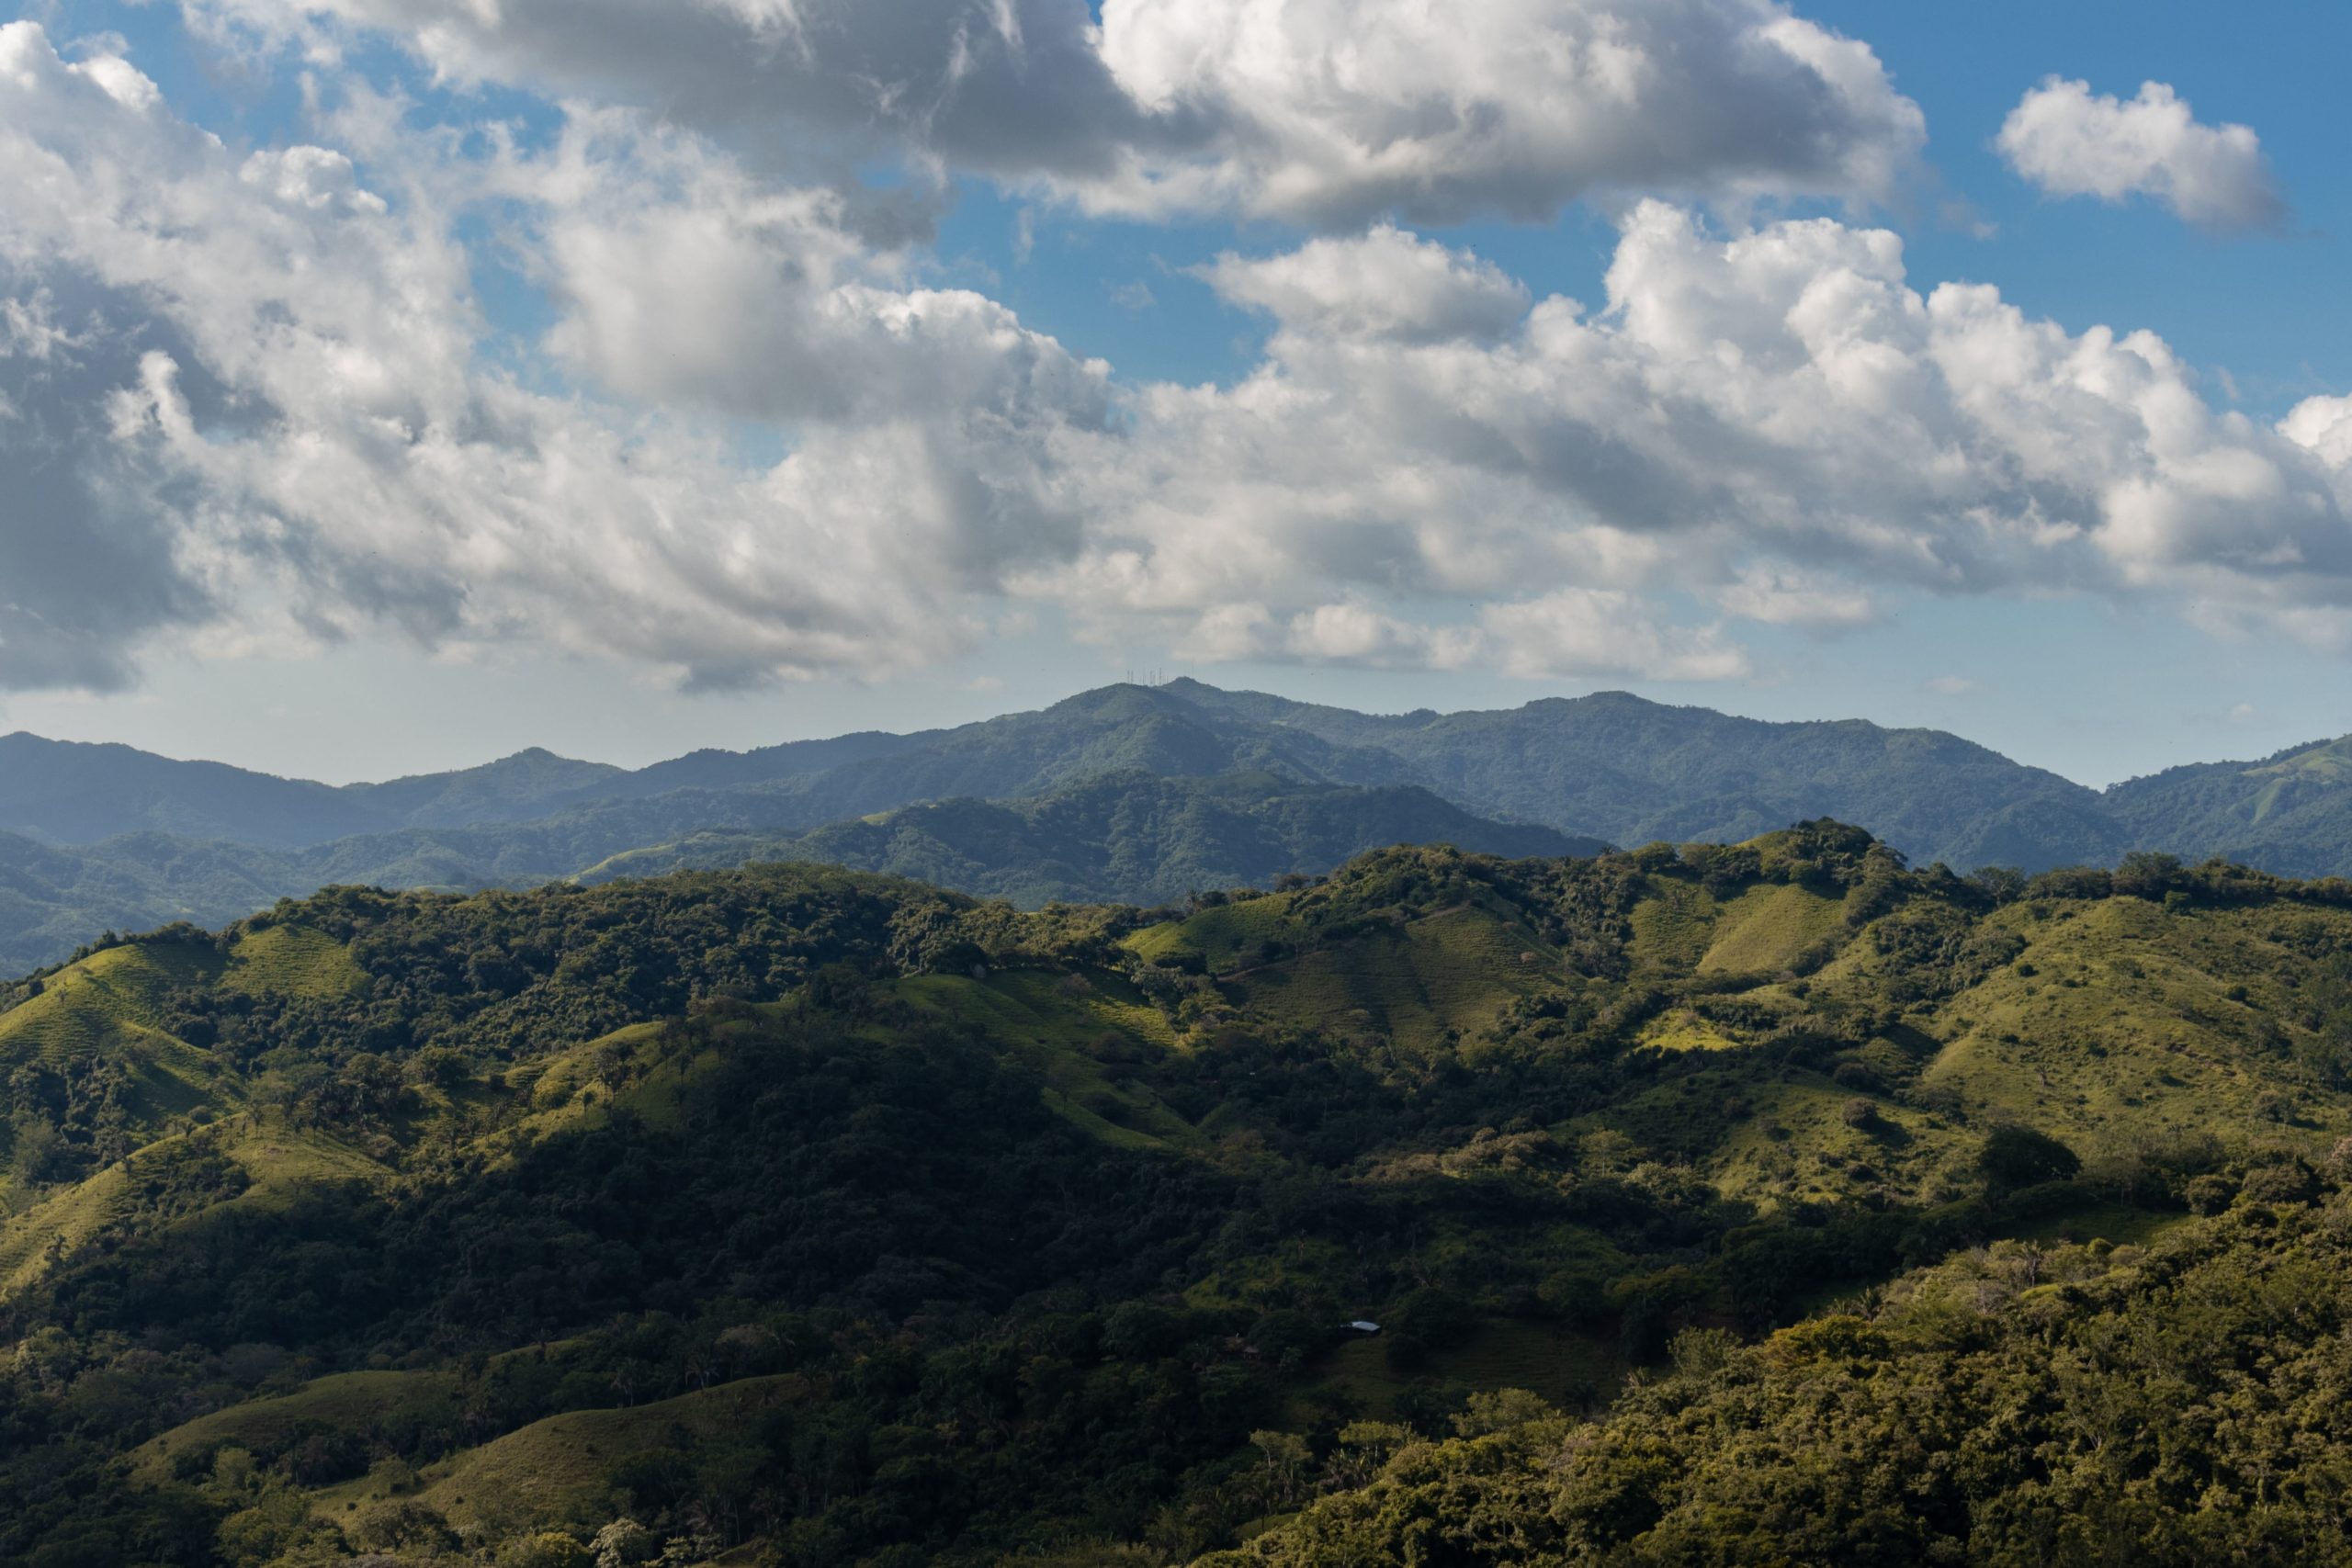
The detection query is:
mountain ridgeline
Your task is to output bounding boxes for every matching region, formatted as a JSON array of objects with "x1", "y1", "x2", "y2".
[
  {"x1": 4, "y1": 681, "x2": 2352, "y2": 976},
  {"x1": 4, "y1": 827, "x2": 2352, "y2": 1565}
]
